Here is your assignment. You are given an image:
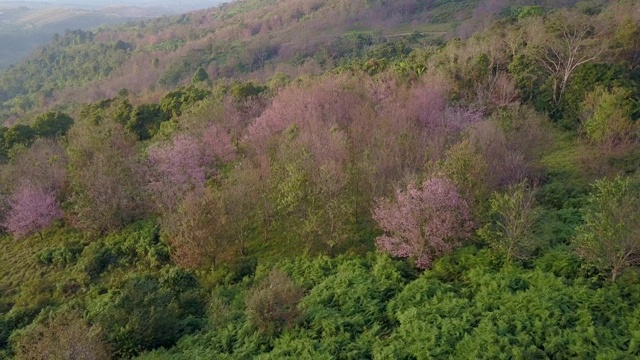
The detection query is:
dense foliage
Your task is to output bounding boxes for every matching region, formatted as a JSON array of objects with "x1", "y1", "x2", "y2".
[{"x1": 1, "y1": 0, "x2": 640, "y2": 359}]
